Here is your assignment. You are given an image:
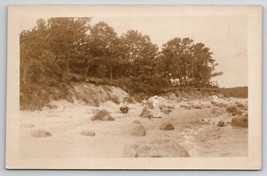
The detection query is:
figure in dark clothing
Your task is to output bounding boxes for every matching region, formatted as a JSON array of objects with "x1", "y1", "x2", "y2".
[{"x1": 120, "y1": 100, "x2": 129, "y2": 114}]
